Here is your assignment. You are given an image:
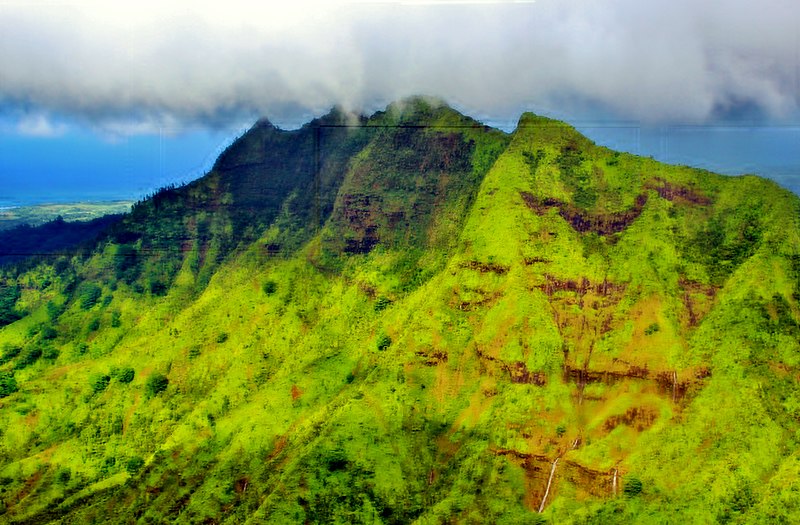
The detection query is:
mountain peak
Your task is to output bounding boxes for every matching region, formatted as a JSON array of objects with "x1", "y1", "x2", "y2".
[
  {"x1": 376, "y1": 95, "x2": 452, "y2": 123},
  {"x1": 514, "y1": 110, "x2": 594, "y2": 149},
  {"x1": 306, "y1": 105, "x2": 368, "y2": 128},
  {"x1": 253, "y1": 116, "x2": 276, "y2": 129}
]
